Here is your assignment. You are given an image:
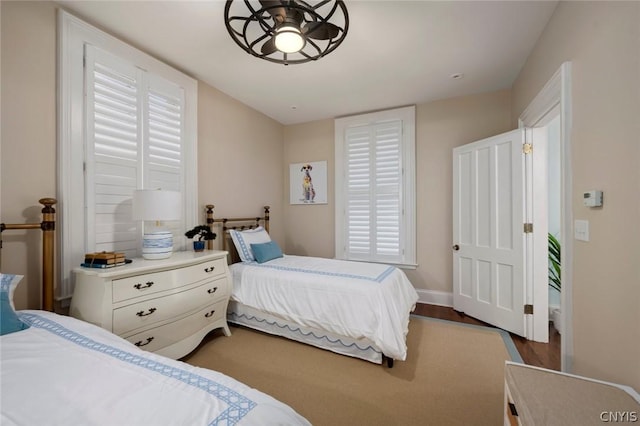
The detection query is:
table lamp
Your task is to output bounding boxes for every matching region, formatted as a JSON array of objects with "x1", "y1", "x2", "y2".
[{"x1": 132, "y1": 189, "x2": 182, "y2": 260}]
